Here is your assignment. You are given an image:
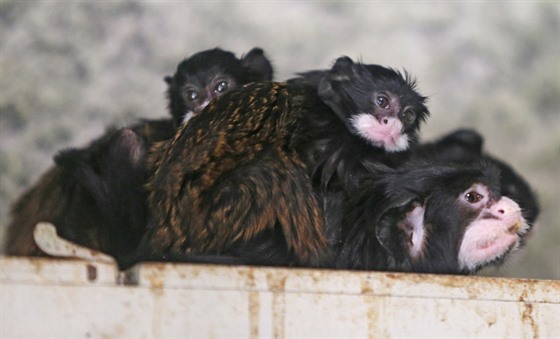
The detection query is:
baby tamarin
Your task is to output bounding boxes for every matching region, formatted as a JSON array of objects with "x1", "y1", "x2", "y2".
[
  {"x1": 165, "y1": 47, "x2": 273, "y2": 126},
  {"x1": 131, "y1": 56, "x2": 429, "y2": 269}
]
